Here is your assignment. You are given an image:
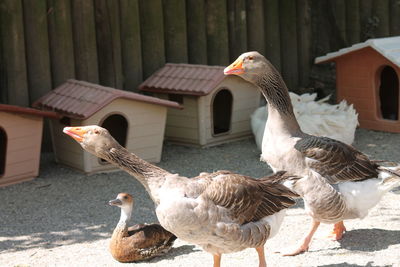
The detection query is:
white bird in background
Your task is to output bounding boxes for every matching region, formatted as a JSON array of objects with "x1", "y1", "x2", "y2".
[{"x1": 251, "y1": 92, "x2": 359, "y2": 150}]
